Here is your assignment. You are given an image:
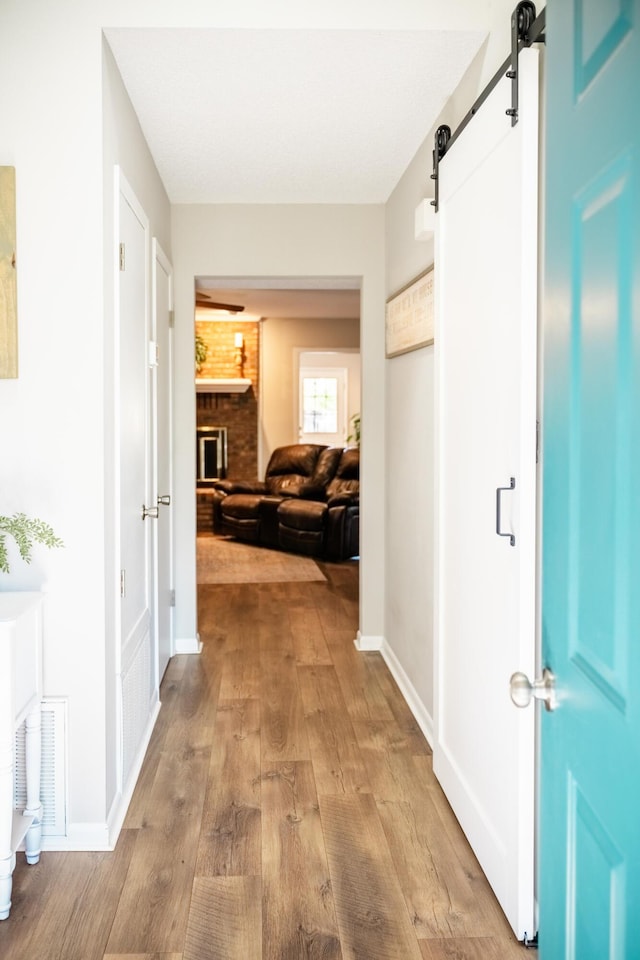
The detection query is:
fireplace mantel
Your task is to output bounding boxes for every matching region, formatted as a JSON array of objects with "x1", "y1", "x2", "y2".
[{"x1": 195, "y1": 378, "x2": 252, "y2": 394}]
